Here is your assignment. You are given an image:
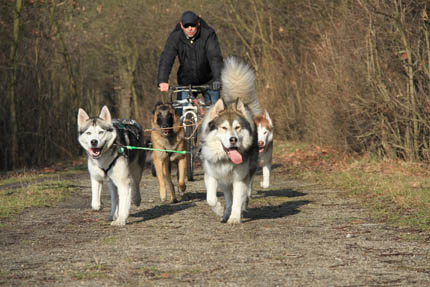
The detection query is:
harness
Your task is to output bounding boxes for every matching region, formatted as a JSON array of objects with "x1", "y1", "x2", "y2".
[
  {"x1": 100, "y1": 119, "x2": 143, "y2": 176},
  {"x1": 101, "y1": 153, "x2": 122, "y2": 175}
]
